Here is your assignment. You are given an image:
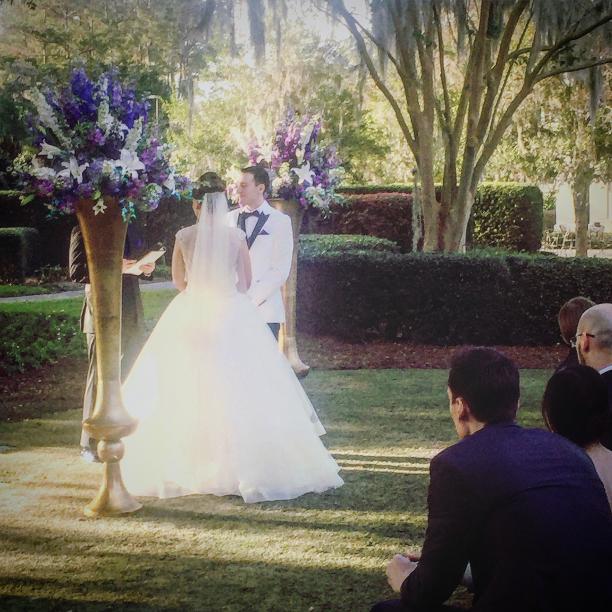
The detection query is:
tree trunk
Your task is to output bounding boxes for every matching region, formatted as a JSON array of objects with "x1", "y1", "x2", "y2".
[{"x1": 572, "y1": 172, "x2": 591, "y2": 257}]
